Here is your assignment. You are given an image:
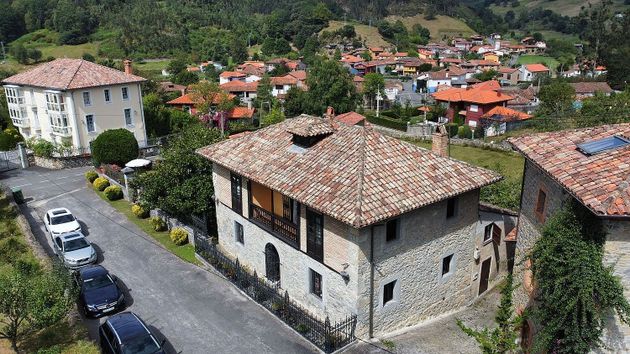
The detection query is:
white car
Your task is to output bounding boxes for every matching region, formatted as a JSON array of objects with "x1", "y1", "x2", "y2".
[{"x1": 44, "y1": 208, "x2": 81, "y2": 237}]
